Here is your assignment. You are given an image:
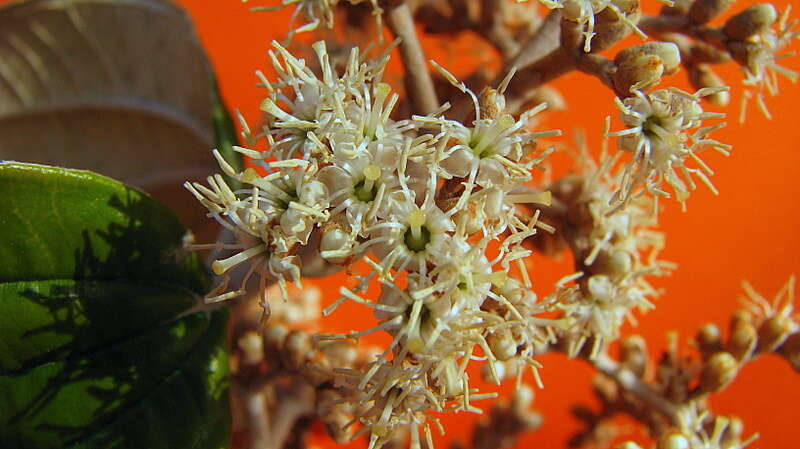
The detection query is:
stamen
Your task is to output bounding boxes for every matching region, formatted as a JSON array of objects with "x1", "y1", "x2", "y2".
[{"x1": 211, "y1": 244, "x2": 268, "y2": 275}]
